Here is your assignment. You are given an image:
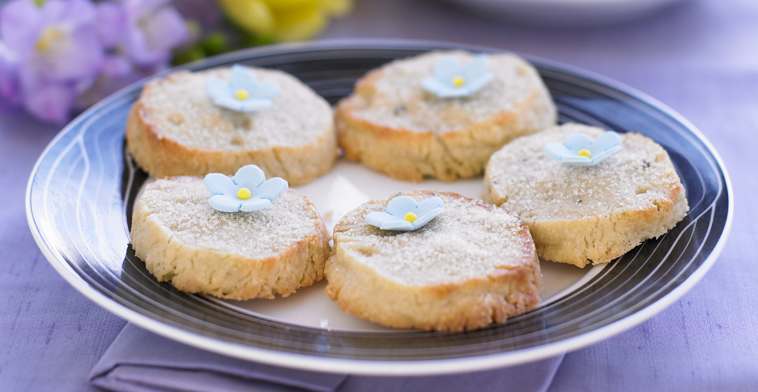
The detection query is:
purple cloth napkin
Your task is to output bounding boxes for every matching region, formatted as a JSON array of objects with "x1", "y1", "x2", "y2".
[
  {"x1": 90, "y1": 325, "x2": 345, "y2": 392},
  {"x1": 90, "y1": 324, "x2": 563, "y2": 392}
]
